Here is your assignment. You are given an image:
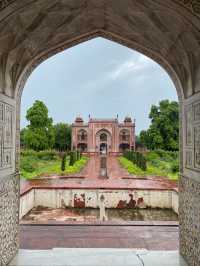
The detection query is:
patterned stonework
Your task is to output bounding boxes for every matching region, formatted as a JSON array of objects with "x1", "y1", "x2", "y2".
[
  {"x1": 194, "y1": 125, "x2": 200, "y2": 169},
  {"x1": 184, "y1": 101, "x2": 200, "y2": 171},
  {"x1": 177, "y1": 0, "x2": 200, "y2": 16},
  {"x1": 186, "y1": 150, "x2": 193, "y2": 169},
  {"x1": 179, "y1": 176, "x2": 200, "y2": 266},
  {"x1": 185, "y1": 105, "x2": 193, "y2": 146},
  {"x1": 0, "y1": 101, "x2": 13, "y2": 170},
  {"x1": 194, "y1": 102, "x2": 200, "y2": 122},
  {"x1": 0, "y1": 0, "x2": 15, "y2": 10},
  {"x1": 0, "y1": 173, "x2": 19, "y2": 265}
]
